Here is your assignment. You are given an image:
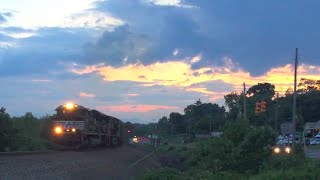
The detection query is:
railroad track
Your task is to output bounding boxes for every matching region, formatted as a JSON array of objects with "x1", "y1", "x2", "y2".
[
  {"x1": 0, "y1": 144, "x2": 127, "y2": 156},
  {"x1": 0, "y1": 150, "x2": 55, "y2": 156}
]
